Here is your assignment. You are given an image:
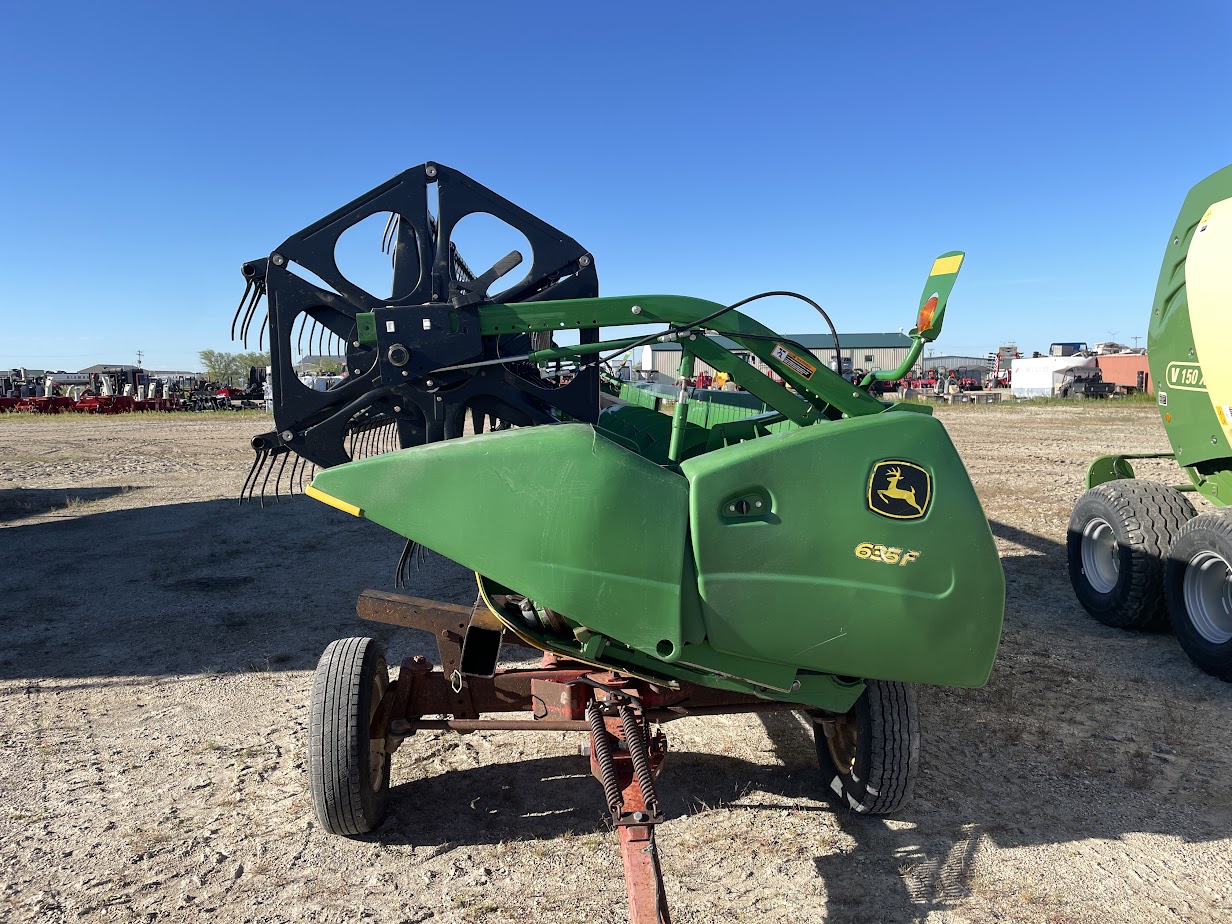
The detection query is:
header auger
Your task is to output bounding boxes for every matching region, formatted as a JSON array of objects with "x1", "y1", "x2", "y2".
[
  {"x1": 1068, "y1": 163, "x2": 1232, "y2": 682},
  {"x1": 238, "y1": 163, "x2": 1004, "y2": 921}
]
